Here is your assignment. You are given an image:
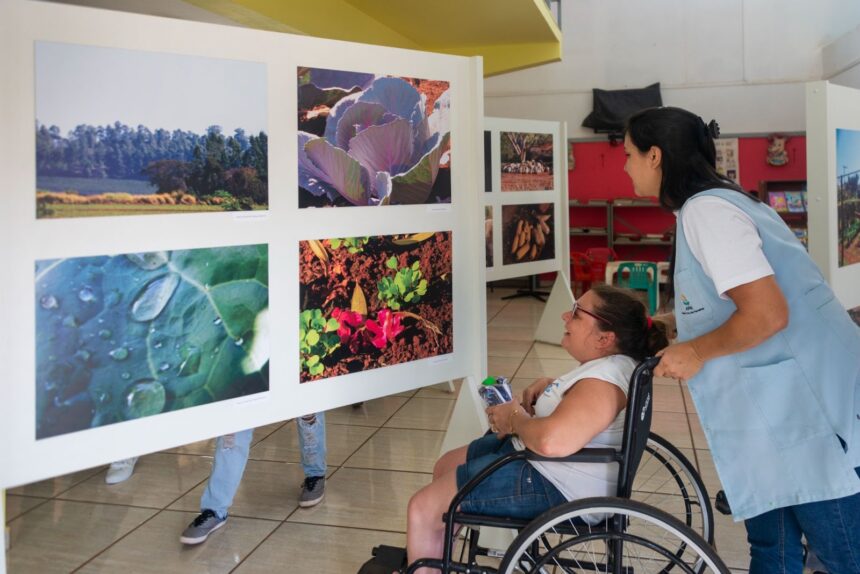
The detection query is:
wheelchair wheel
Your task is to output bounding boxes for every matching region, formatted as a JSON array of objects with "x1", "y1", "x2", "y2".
[
  {"x1": 632, "y1": 433, "x2": 714, "y2": 545},
  {"x1": 498, "y1": 497, "x2": 728, "y2": 574}
]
